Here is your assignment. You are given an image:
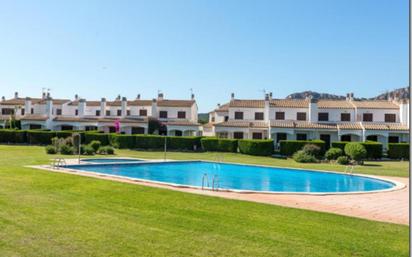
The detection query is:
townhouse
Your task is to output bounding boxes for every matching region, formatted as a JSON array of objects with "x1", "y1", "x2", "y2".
[
  {"x1": 0, "y1": 92, "x2": 201, "y2": 136},
  {"x1": 206, "y1": 93, "x2": 410, "y2": 149}
]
